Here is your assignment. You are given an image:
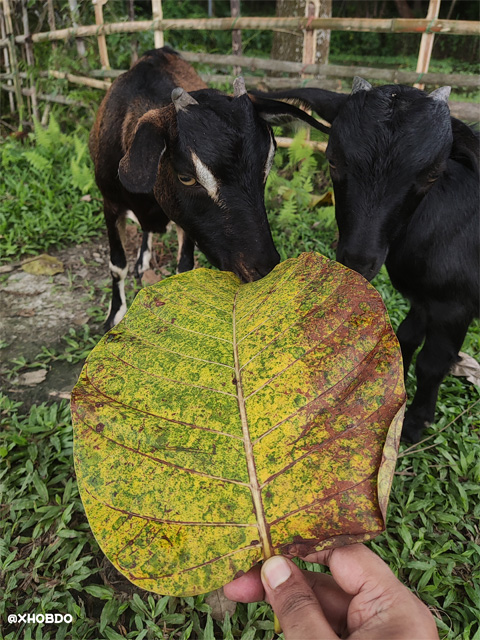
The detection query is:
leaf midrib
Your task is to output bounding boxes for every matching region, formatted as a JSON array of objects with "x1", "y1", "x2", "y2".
[{"x1": 233, "y1": 290, "x2": 273, "y2": 560}]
